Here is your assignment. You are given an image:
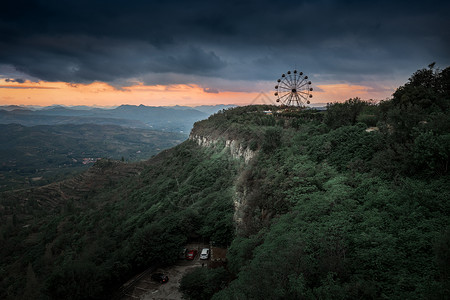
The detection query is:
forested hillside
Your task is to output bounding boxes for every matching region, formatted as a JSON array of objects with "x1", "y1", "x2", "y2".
[
  {"x1": 1, "y1": 66, "x2": 449, "y2": 299},
  {"x1": 186, "y1": 65, "x2": 450, "y2": 299}
]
